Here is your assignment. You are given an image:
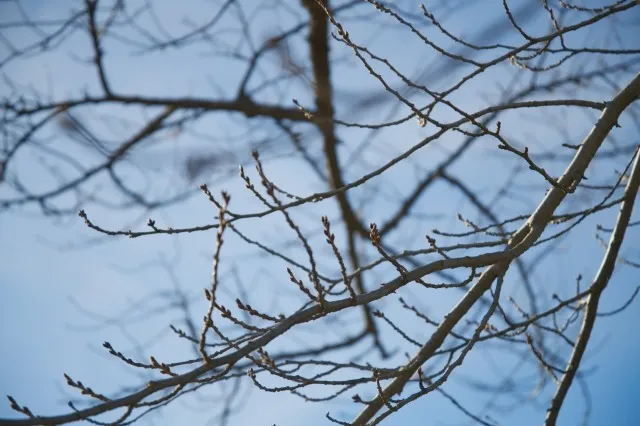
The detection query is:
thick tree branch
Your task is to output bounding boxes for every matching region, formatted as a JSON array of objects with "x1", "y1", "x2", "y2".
[
  {"x1": 351, "y1": 72, "x2": 640, "y2": 425},
  {"x1": 544, "y1": 146, "x2": 640, "y2": 425}
]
